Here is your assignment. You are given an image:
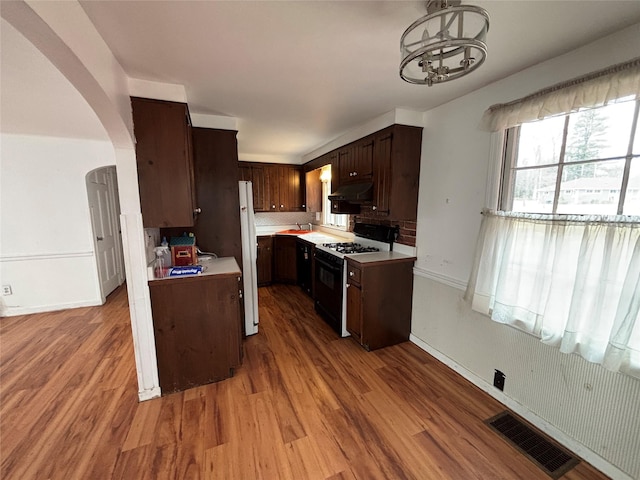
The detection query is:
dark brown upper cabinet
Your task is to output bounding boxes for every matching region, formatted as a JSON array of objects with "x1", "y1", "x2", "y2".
[
  {"x1": 306, "y1": 124, "x2": 422, "y2": 221},
  {"x1": 371, "y1": 125, "x2": 422, "y2": 219},
  {"x1": 305, "y1": 168, "x2": 322, "y2": 213},
  {"x1": 190, "y1": 128, "x2": 242, "y2": 264},
  {"x1": 278, "y1": 165, "x2": 305, "y2": 212},
  {"x1": 239, "y1": 162, "x2": 305, "y2": 212},
  {"x1": 239, "y1": 162, "x2": 268, "y2": 212},
  {"x1": 131, "y1": 97, "x2": 198, "y2": 228}
]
